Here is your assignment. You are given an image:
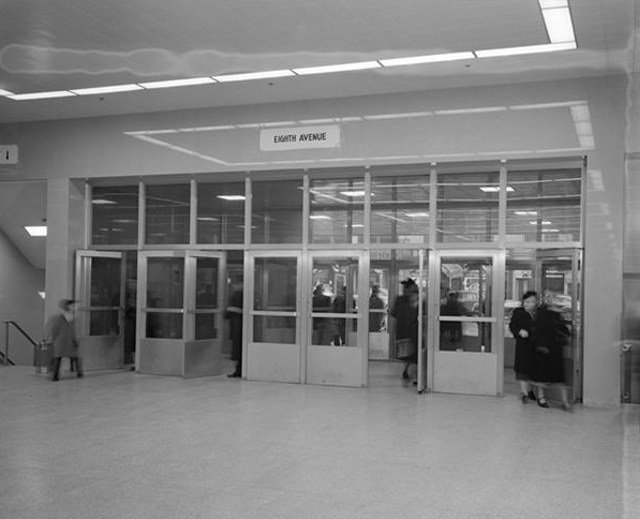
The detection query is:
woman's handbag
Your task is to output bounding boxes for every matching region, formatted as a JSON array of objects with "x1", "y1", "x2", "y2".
[{"x1": 396, "y1": 338, "x2": 414, "y2": 359}]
